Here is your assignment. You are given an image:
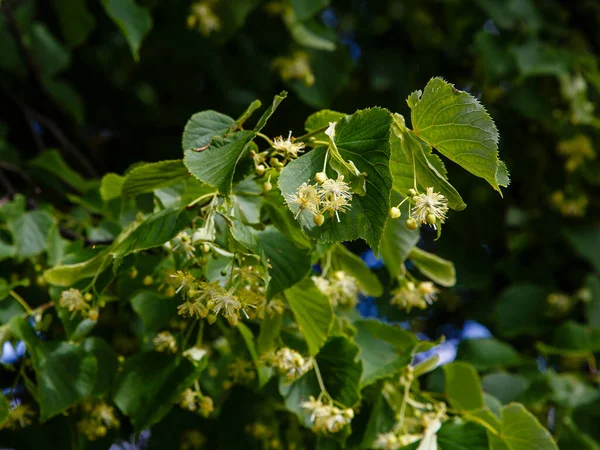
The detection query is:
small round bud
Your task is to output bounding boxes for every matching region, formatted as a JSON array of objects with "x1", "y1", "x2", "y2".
[
  {"x1": 389, "y1": 207, "x2": 401, "y2": 219},
  {"x1": 405, "y1": 218, "x2": 418, "y2": 230},
  {"x1": 313, "y1": 214, "x2": 325, "y2": 227},
  {"x1": 207, "y1": 314, "x2": 217, "y2": 325},
  {"x1": 36, "y1": 275, "x2": 47, "y2": 288},
  {"x1": 34, "y1": 263, "x2": 43, "y2": 272},
  {"x1": 164, "y1": 285, "x2": 176, "y2": 297},
  {"x1": 255, "y1": 164, "x2": 266, "y2": 175},
  {"x1": 263, "y1": 181, "x2": 272, "y2": 192},
  {"x1": 88, "y1": 308, "x2": 99, "y2": 321},
  {"x1": 220, "y1": 268, "x2": 228, "y2": 276},
  {"x1": 269, "y1": 157, "x2": 283, "y2": 167},
  {"x1": 426, "y1": 213, "x2": 437, "y2": 225},
  {"x1": 408, "y1": 188, "x2": 417, "y2": 197},
  {"x1": 84, "y1": 292, "x2": 93, "y2": 301},
  {"x1": 143, "y1": 275, "x2": 153, "y2": 286},
  {"x1": 207, "y1": 300, "x2": 215, "y2": 310},
  {"x1": 201, "y1": 243, "x2": 211, "y2": 253},
  {"x1": 314, "y1": 172, "x2": 327, "y2": 183},
  {"x1": 226, "y1": 315, "x2": 238, "y2": 326}
]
